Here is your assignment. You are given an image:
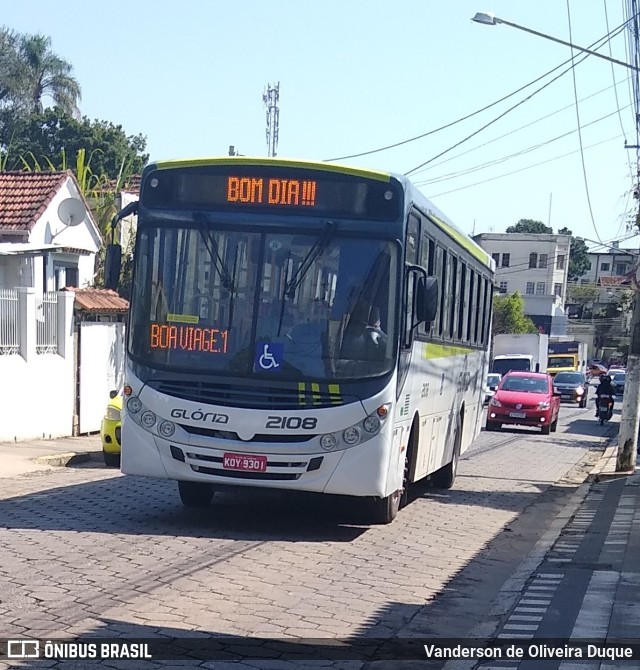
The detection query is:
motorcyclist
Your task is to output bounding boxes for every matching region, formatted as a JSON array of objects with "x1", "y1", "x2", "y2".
[{"x1": 595, "y1": 374, "x2": 615, "y2": 418}]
